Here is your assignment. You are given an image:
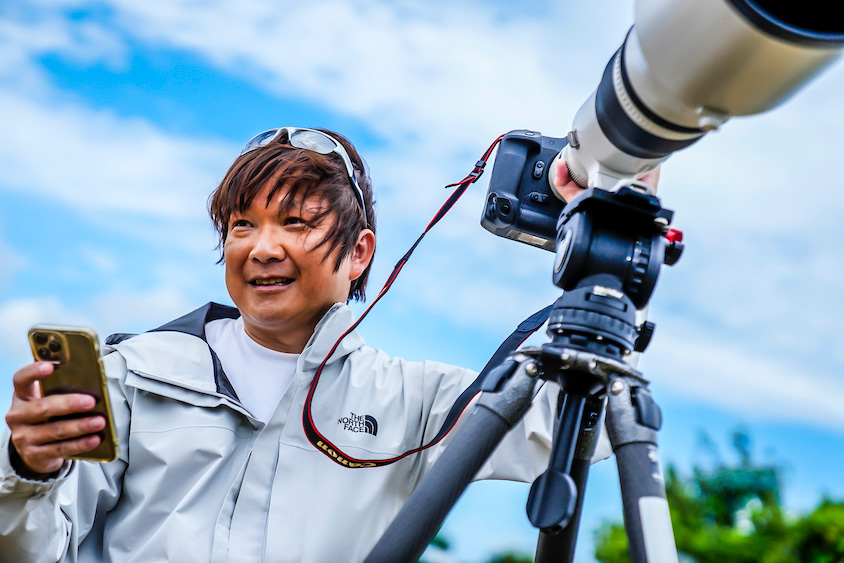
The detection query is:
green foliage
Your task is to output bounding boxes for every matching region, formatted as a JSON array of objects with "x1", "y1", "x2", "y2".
[
  {"x1": 419, "y1": 532, "x2": 450, "y2": 563},
  {"x1": 485, "y1": 551, "x2": 534, "y2": 563},
  {"x1": 790, "y1": 500, "x2": 844, "y2": 563},
  {"x1": 428, "y1": 534, "x2": 450, "y2": 550},
  {"x1": 593, "y1": 520, "x2": 629, "y2": 563},
  {"x1": 594, "y1": 431, "x2": 844, "y2": 563}
]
